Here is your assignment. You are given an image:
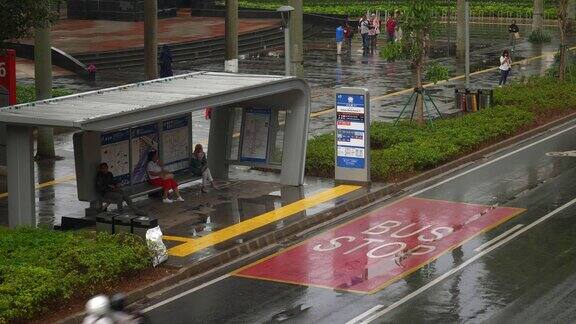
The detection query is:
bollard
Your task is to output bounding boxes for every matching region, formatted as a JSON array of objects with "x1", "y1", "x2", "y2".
[
  {"x1": 114, "y1": 214, "x2": 135, "y2": 234},
  {"x1": 96, "y1": 213, "x2": 115, "y2": 234},
  {"x1": 131, "y1": 216, "x2": 159, "y2": 238}
]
